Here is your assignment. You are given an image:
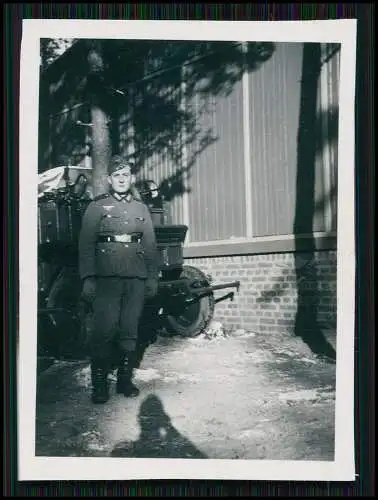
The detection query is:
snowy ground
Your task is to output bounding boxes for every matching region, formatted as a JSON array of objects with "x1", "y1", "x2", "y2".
[{"x1": 35, "y1": 323, "x2": 336, "y2": 461}]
